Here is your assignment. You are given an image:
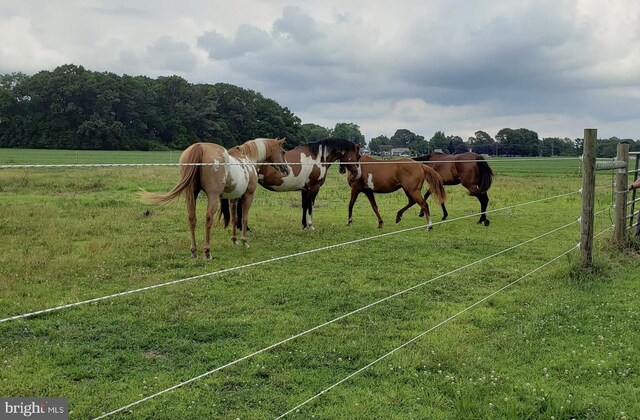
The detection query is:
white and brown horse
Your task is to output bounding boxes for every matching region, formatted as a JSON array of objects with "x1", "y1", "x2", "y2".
[
  {"x1": 346, "y1": 155, "x2": 446, "y2": 230},
  {"x1": 240, "y1": 137, "x2": 361, "y2": 230},
  {"x1": 142, "y1": 138, "x2": 288, "y2": 259}
]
